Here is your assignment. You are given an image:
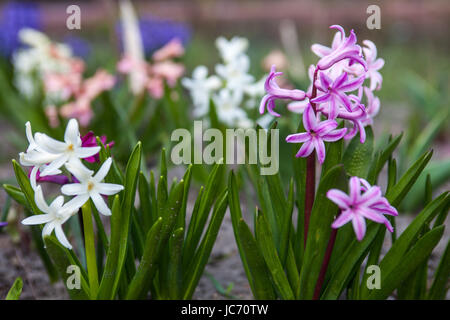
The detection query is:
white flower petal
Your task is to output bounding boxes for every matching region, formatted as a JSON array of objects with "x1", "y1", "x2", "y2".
[
  {"x1": 55, "y1": 224, "x2": 72, "y2": 249},
  {"x1": 22, "y1": 213, "x2": 54, "y2": 225},
  {"x1": 91, "y1": 192, "x2": 111, "y2": 216},
  {"x1": 65, "y1": 160, "x2": 93, "y2": 182},
  {"x1": 61, "y1": 183, "x2": 86, "y2": 196},
  {"x1": 42, "y1": 221, "x2": 55, "y2": 238},
  {"x1": 40, "y1": 155, "x2": 68, "y2": 176},
  {"x1": 62, "y1": 194, "x2": 90, "y2": 214},
  {"x1": 64, "y1": 119, "x2": 80, "y2": 145},
  {"x1": 35, "y1": 133, "x2": 67, "y2": 153},
  {"x1": 97, "y1": 183, "x2": 124, "y2": 195},
  {"x1": 94, "y1": 158, "x2": 112, "y2": 182},
  {"x1": 74, "y1": 146, "x2": 101, "y2": 159},
  {"x1": 34, "y1": 186, "x2": 50, "y2": 213},
  {"x1": 50, "y1": 195, "x2": 65, "y2": 210}
]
